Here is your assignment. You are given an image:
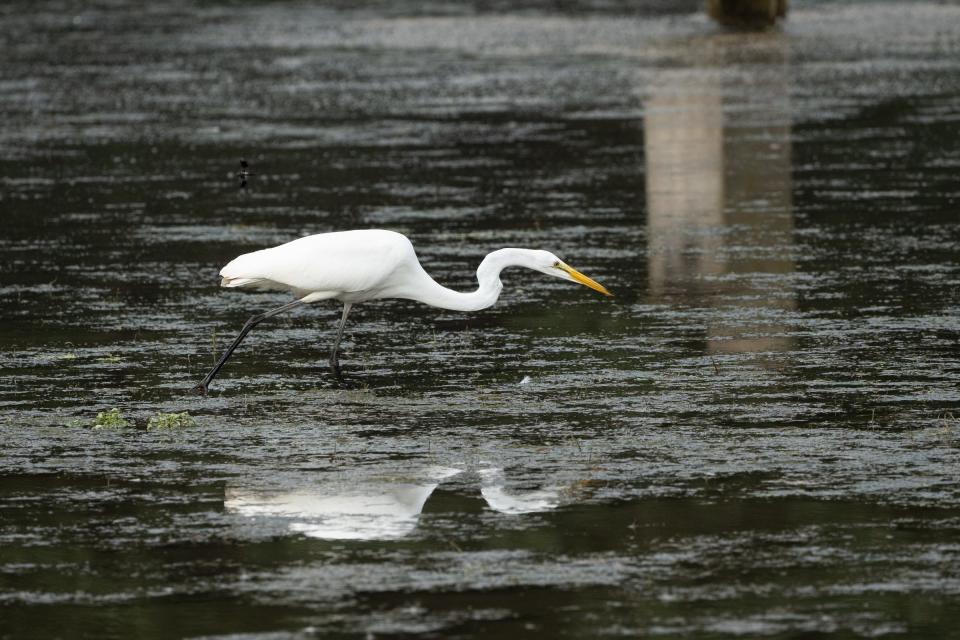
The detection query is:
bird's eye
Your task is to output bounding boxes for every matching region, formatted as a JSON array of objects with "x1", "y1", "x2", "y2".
[{"x1": 553, "y1": 261, "x2": 562, "y2": 268}]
